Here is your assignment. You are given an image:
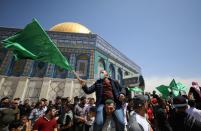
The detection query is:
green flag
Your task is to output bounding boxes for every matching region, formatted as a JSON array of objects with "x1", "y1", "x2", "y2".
[
  {"x1": 169, "y1": 79, "x2": 177, "y2": 89},
  {"x1": 176, "y1": 82, "x2": 186, "y2": 91},
  {"x1": 156, "y1": 85, "x2": 170, "y2": 98},
  {"x1": 169, "y1": 79, "x2": 186, "y2": 96},
  {"x1": 128, "y1": 87, "x2": 144, "y2": 92},
  {"x1": 172, "y1": 90, "x2": 180, "y2": 96},
  {"x1": 2, "y1": 18, "x2": 73, "y2": 70},
  {"x1": 169, "y1": 79, "x2": 180, "y2": 96},
  {"x1": 172, "y1": 82, "x2": 186, "y2": 96}
]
